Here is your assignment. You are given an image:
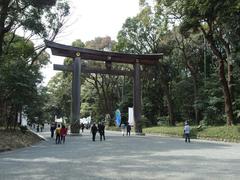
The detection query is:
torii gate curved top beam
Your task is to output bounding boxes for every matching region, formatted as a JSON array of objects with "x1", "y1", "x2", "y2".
[{"x1": 45, "y1": 40, "x2": 163, "y2": 65}]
